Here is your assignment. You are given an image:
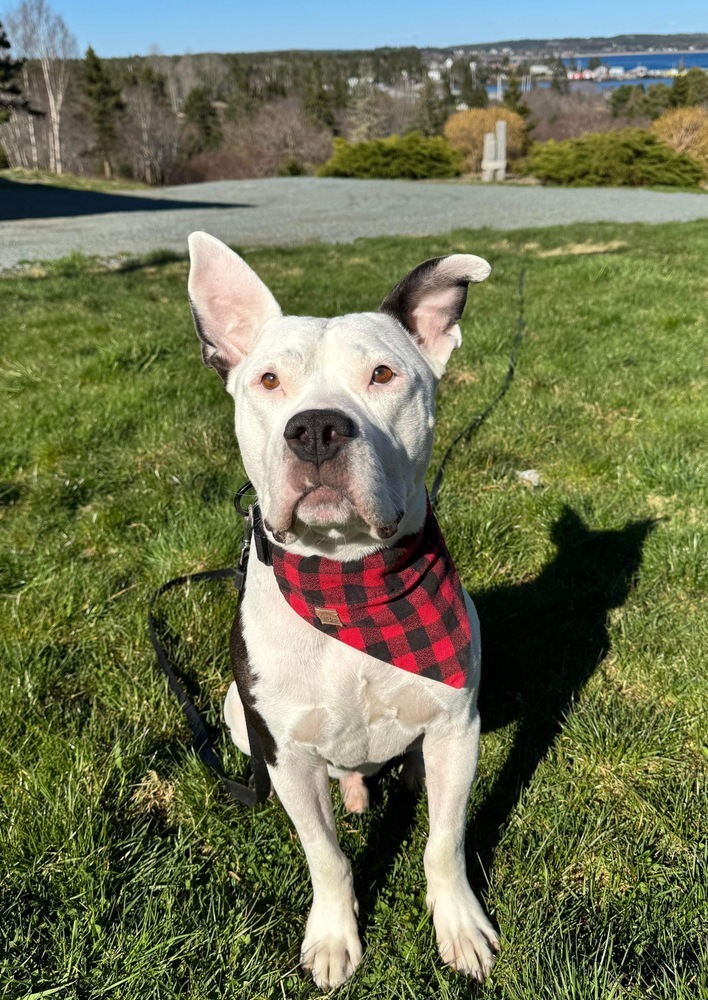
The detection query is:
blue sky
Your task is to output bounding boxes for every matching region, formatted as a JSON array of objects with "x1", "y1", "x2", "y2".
[{"x1": 9, "y1": 0, "x2": 705, "y2": 57}]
